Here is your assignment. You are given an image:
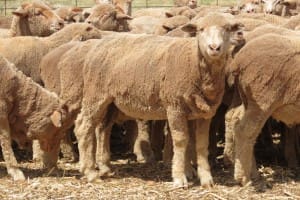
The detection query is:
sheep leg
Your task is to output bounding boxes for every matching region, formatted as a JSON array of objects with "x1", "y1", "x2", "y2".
[
  {"x1": 185, "y1": 121, "x2": 197, "y2": 180},
  {"x1": 150, "y1": 120, "x2": 166, "y2": 161},
  {"x1": 224, "y1": 105, "x2": 244, "y2": 166},
  {"x1": 284, "y1": 126, "x2": 298, "y2": 168},
  {"x1": 233, "y1": 104, "x2": 268, "y2": 186},
  {"x1": 60, "y1": 130, "x2": 78, "y2": 163},
  {"x1": 163, "y1": 123, "x2": 173, "y2": 165},
  {"x1": 74, "y1": 98, "x2": 112, "y2": 182},
  {"x1": 95, "y1": 123, "x2": 113, "y2": 177},
  {"x1": 167, "y1": 107, "x2": 189, "y2": 188},
  {"x1": 0, "y1": 117, "x2": 25, "y2": 181},
  {"x1": 195, "y1": 118, "x2": 213, "y2": 188},
  {"x1": 134, "y1": 120, "x2": 155, "y2": 163}
]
